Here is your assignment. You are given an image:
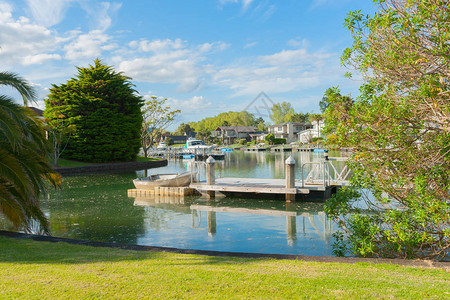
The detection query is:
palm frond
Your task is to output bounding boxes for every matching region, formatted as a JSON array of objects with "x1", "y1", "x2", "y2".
[{"x1": 0, "y1": 71, "x2": 37, "y2": 105}]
